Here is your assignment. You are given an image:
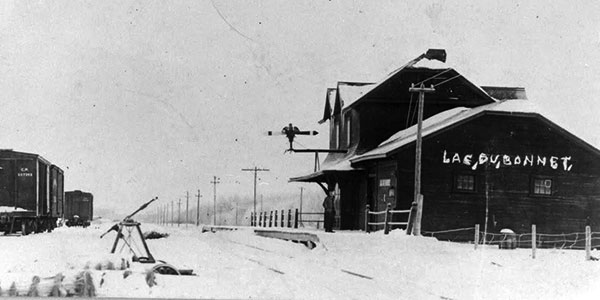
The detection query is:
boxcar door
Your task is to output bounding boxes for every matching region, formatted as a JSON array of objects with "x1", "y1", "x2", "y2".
[{"x1": 0, "y1": 160, "x2": 16, "y2": 208}]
